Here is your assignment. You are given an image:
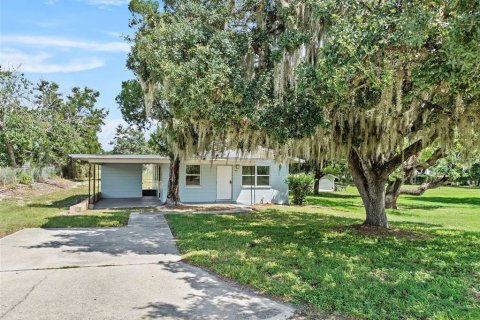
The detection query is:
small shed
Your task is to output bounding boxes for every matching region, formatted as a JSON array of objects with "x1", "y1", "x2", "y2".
[{"x1": 318, "y1": 174, "x2": 338, "y2": 191}]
